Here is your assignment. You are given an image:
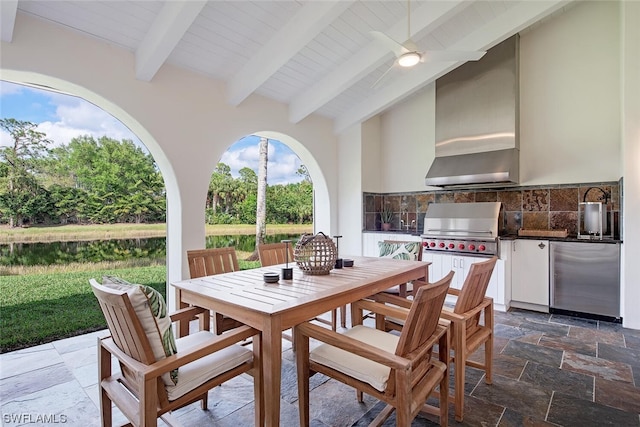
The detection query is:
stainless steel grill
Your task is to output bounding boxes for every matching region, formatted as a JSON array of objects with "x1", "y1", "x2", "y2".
[{"x1": 421, "y1": 202, "x2": 501, "y2": 256}]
